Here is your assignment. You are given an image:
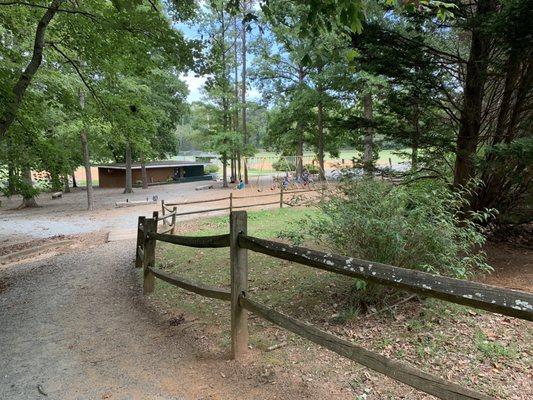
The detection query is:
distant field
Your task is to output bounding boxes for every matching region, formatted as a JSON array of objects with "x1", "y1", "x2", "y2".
[{"x1": 251, "y1": 149, "x2": 408, "y2": 165}]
